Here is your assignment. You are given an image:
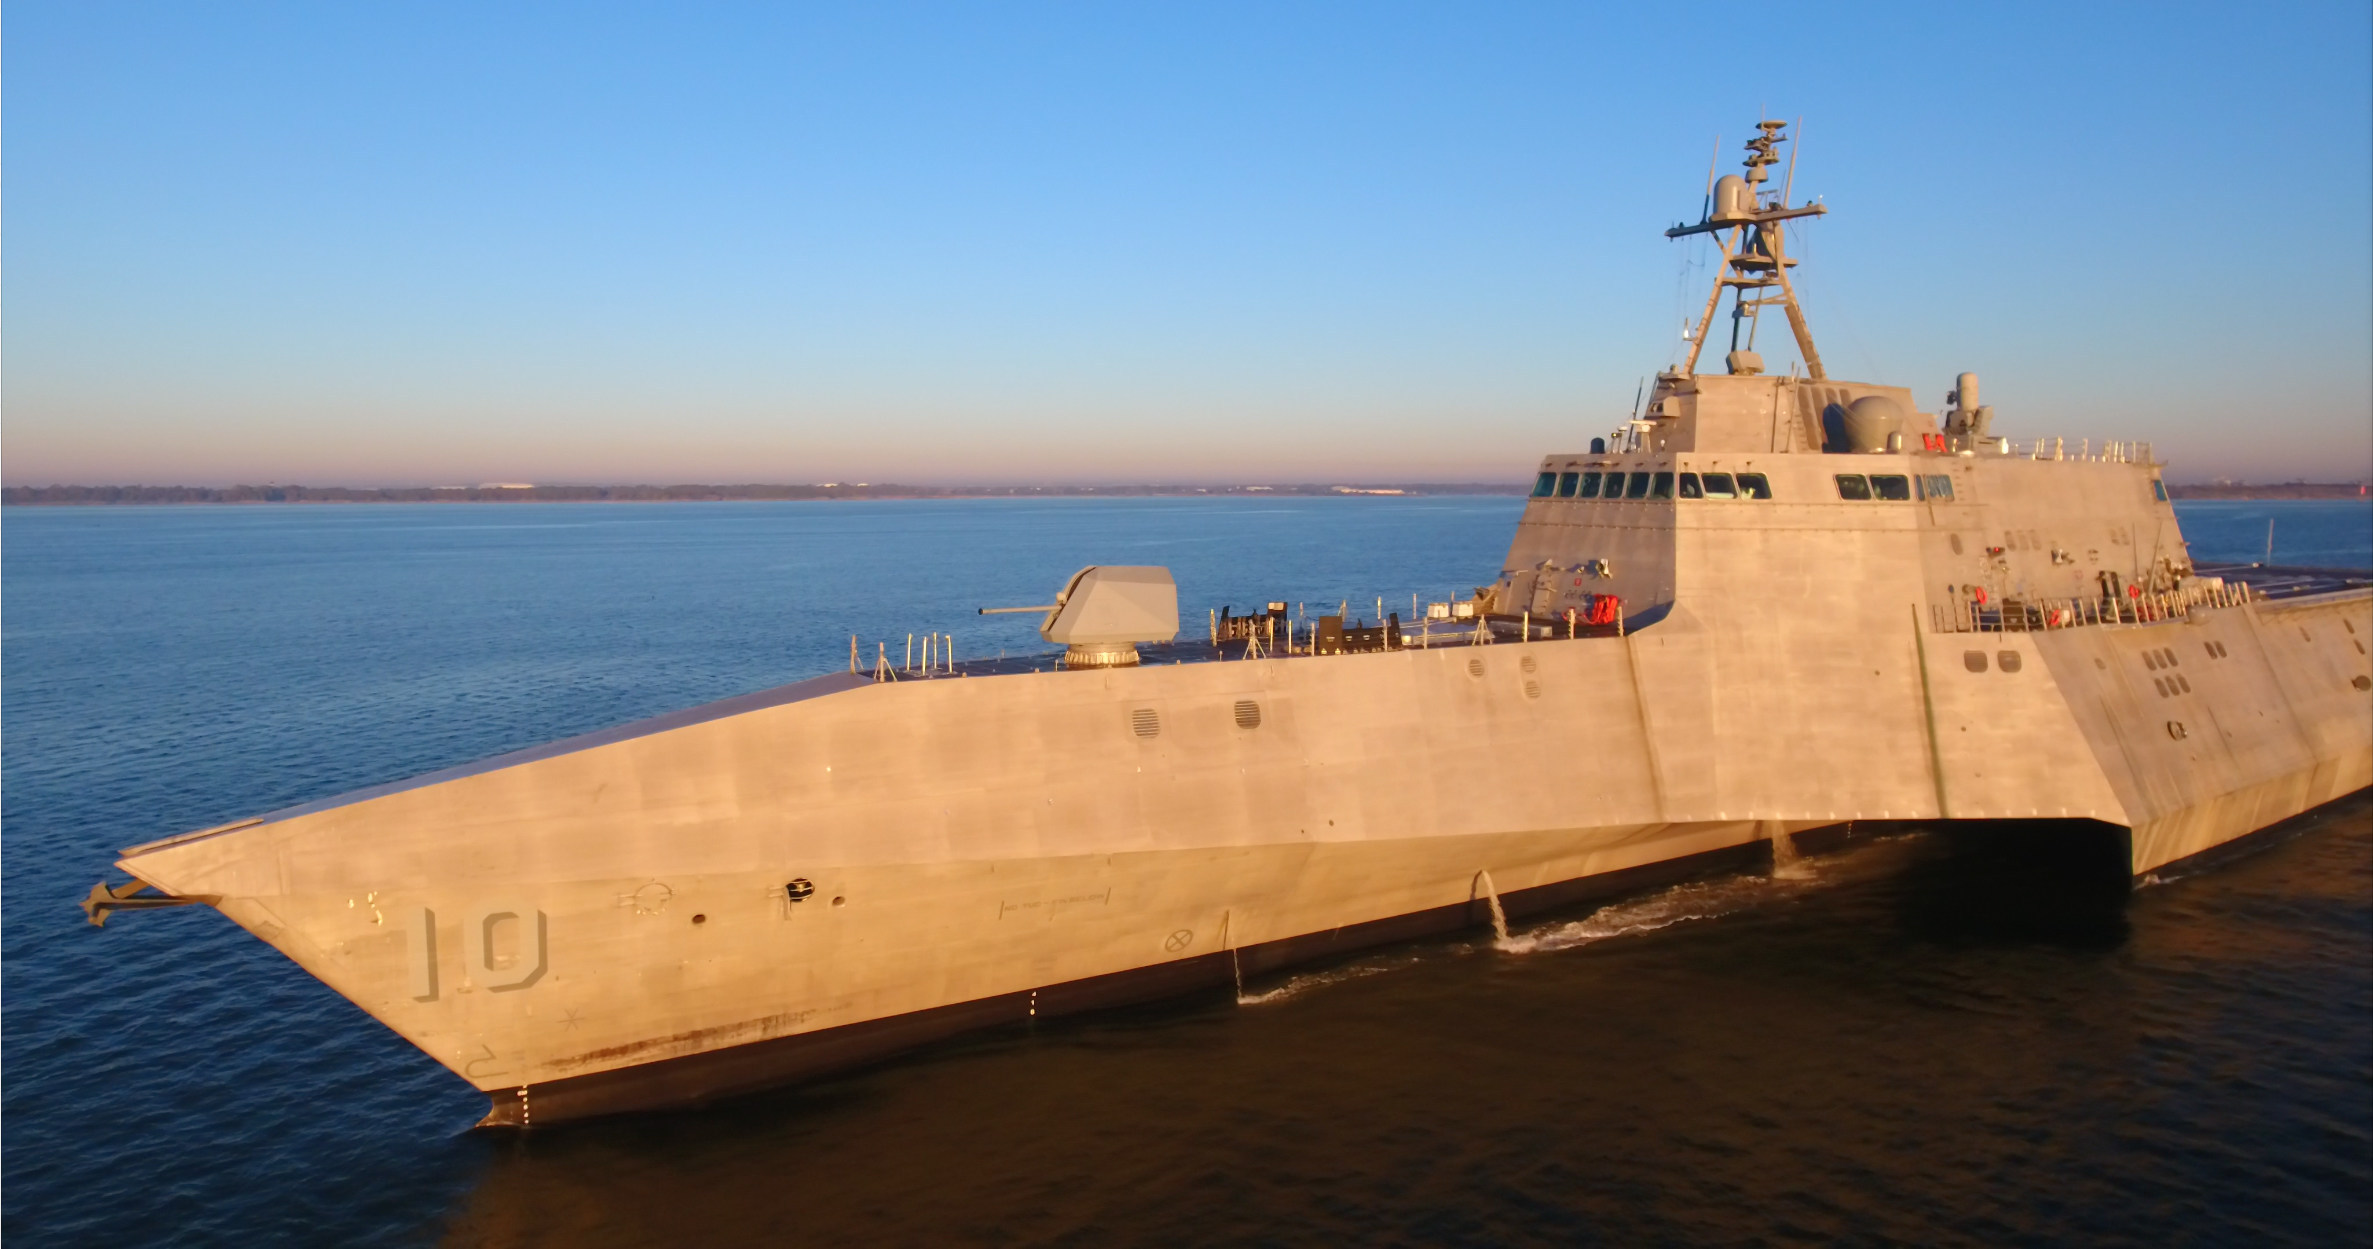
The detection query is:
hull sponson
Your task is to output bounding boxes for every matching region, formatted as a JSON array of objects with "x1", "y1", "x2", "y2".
[
  {"x1": 477, "y1": 830, "x2": 1778, "y2": 1127},
  {"x1": 2035, "y1": 592, "x2": 2373, "y2": 873}
]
